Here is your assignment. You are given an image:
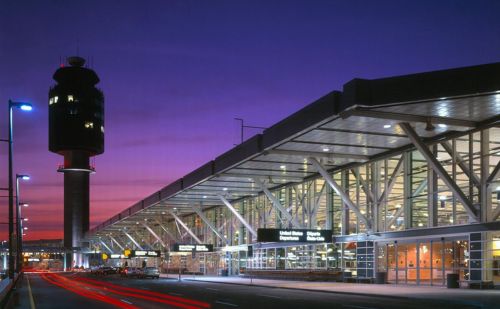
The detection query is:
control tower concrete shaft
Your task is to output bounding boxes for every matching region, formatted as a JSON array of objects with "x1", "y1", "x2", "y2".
[{"x1": 49, "y1": 56, "x2": 105, "y2": 268}]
